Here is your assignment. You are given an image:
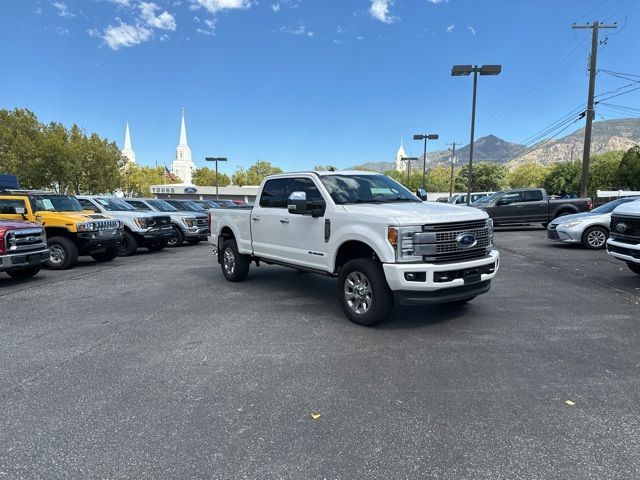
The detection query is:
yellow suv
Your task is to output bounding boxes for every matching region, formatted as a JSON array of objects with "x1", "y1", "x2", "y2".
[{"x1": 0, "y1": 192, "x2": 123, "y2": 269}]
